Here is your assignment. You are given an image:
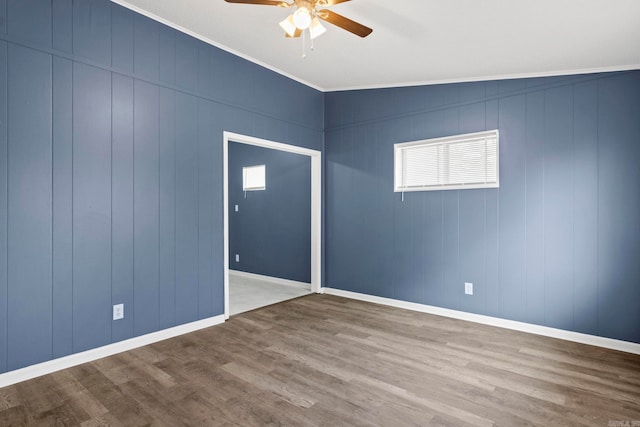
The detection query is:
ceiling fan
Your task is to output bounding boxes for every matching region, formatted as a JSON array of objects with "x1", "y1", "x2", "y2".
[{"x1": 224, "y1": 0, "x2": 373, "y2": 40}]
